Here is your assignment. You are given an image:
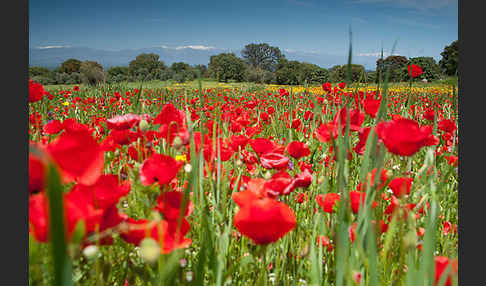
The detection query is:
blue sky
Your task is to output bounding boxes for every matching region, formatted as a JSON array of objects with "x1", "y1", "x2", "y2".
[{"x1": 29, "y1": 0, "x2": 457, "y2": 60}]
